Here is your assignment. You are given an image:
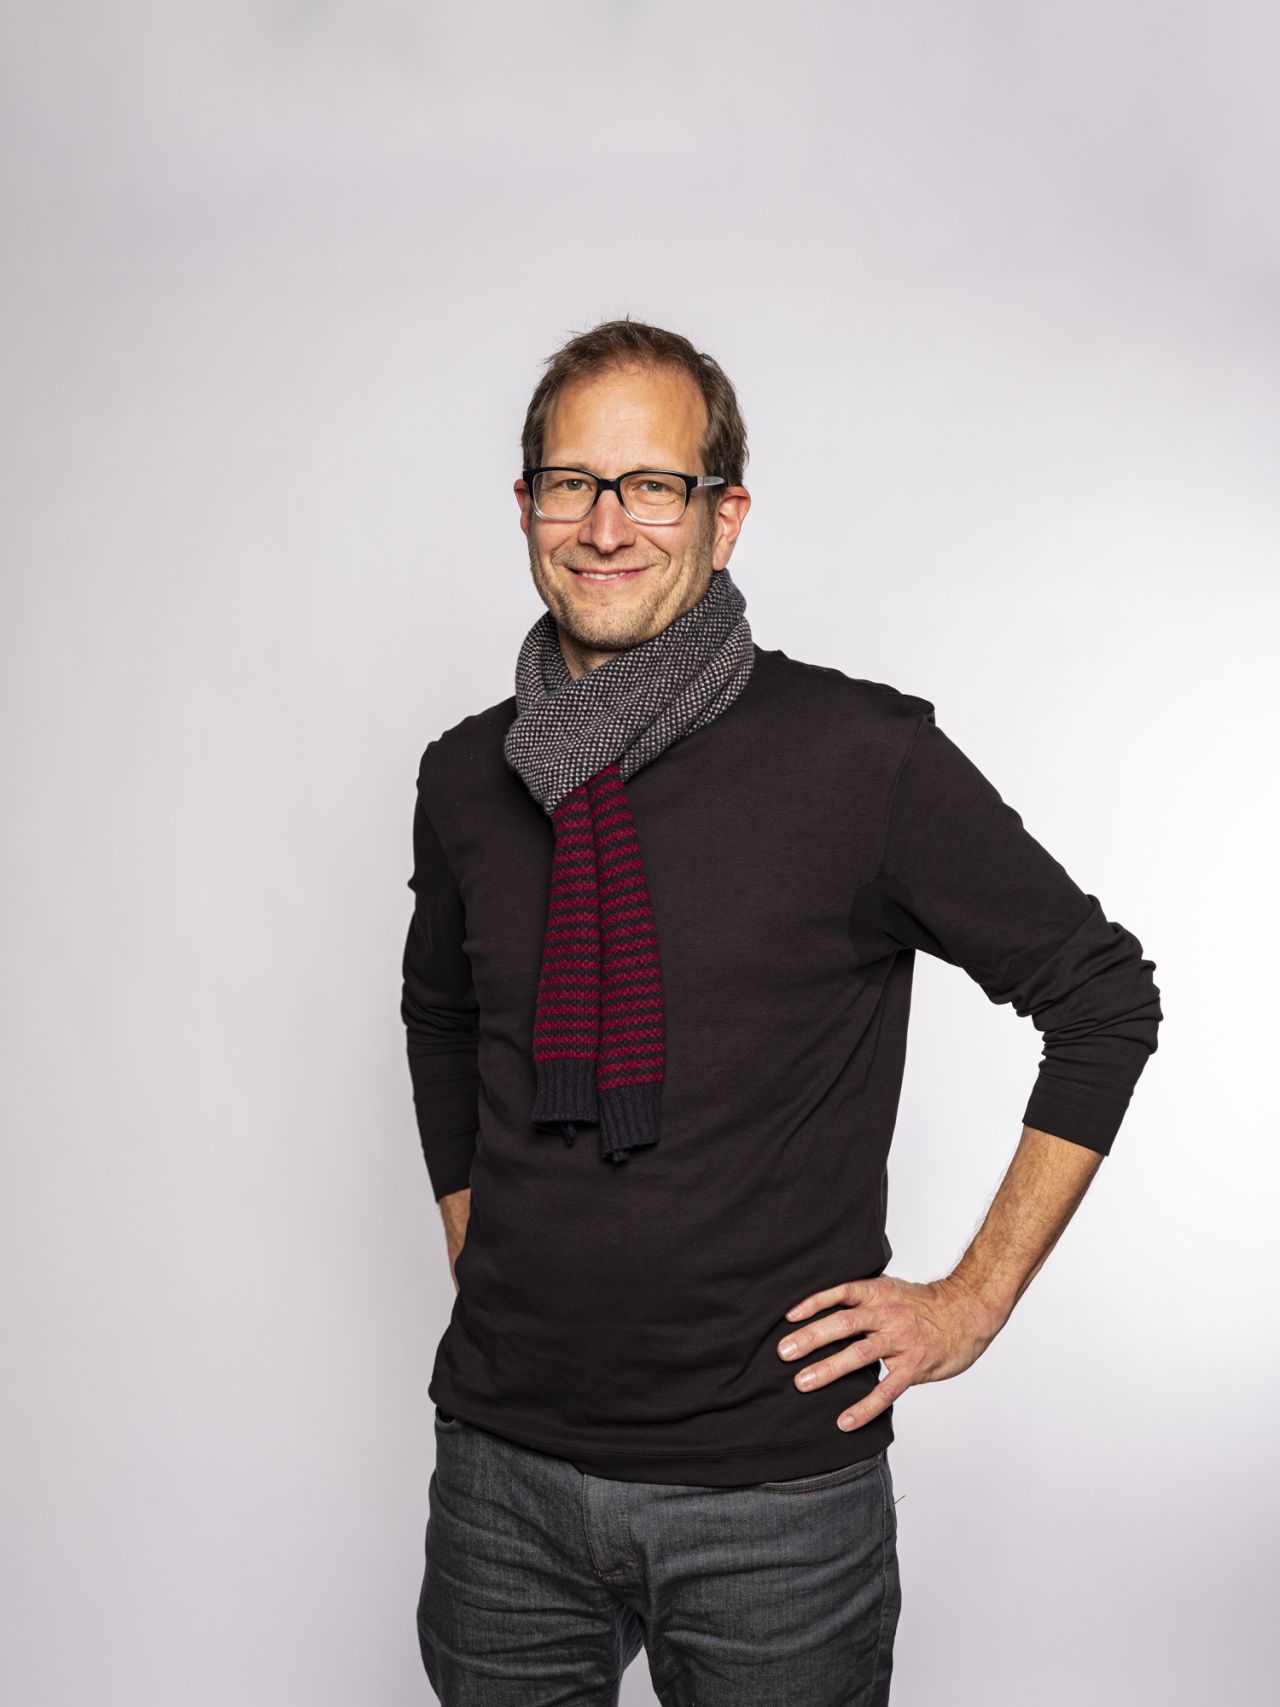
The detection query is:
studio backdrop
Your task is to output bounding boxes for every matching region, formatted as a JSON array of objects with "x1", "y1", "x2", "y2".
[{"x1": 1, "y1": 5, "x2": 1276, "y2": 1705}]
